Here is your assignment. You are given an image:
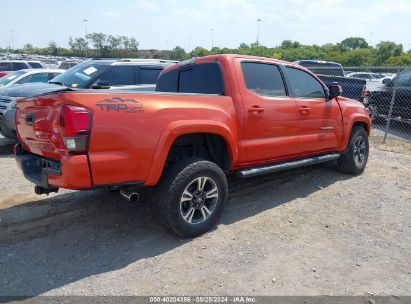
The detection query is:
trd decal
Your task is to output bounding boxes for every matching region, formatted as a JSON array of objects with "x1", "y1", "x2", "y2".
[
  {"x1": 98, "y1": 97, "x2": 141, "y2": 104},
  {"x1": 96, "y1": 97, "x2": 144, "y2": 113}
]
